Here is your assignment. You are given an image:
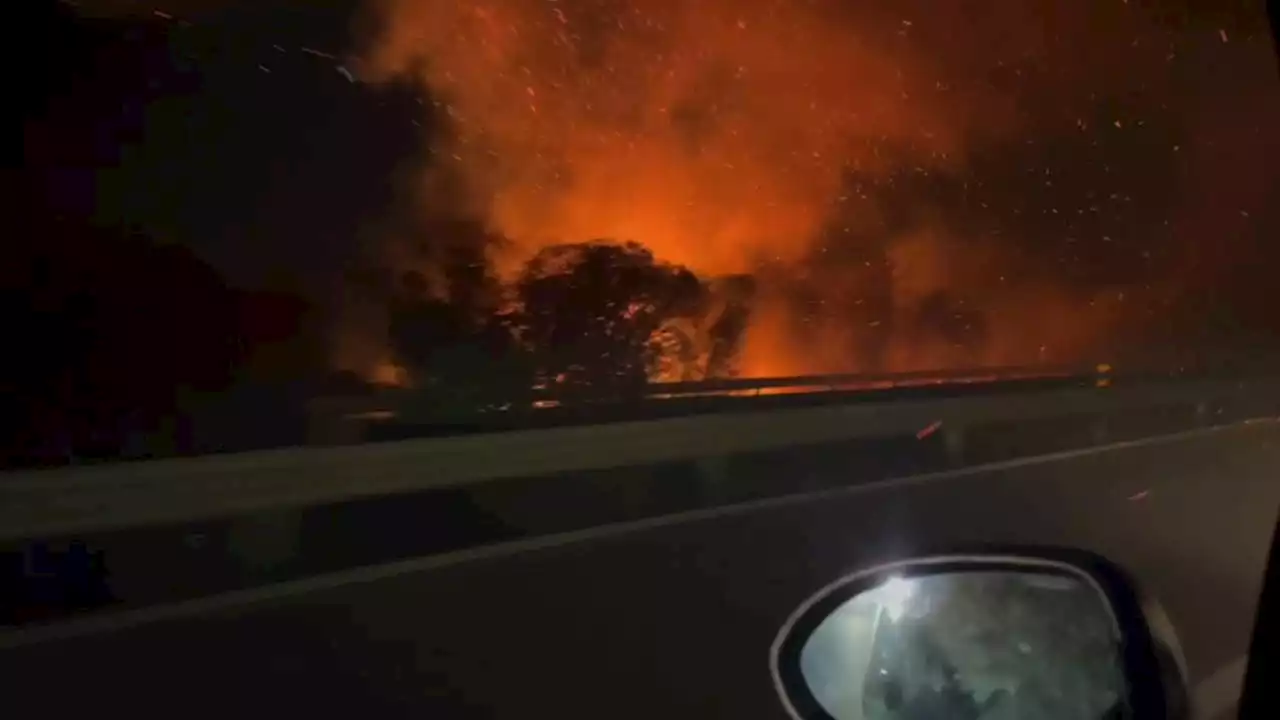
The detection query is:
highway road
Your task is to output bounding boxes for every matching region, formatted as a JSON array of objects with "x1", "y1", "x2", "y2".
[{"x1": 2, "y1": 420, "x2": 1277, "y2": 719}]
